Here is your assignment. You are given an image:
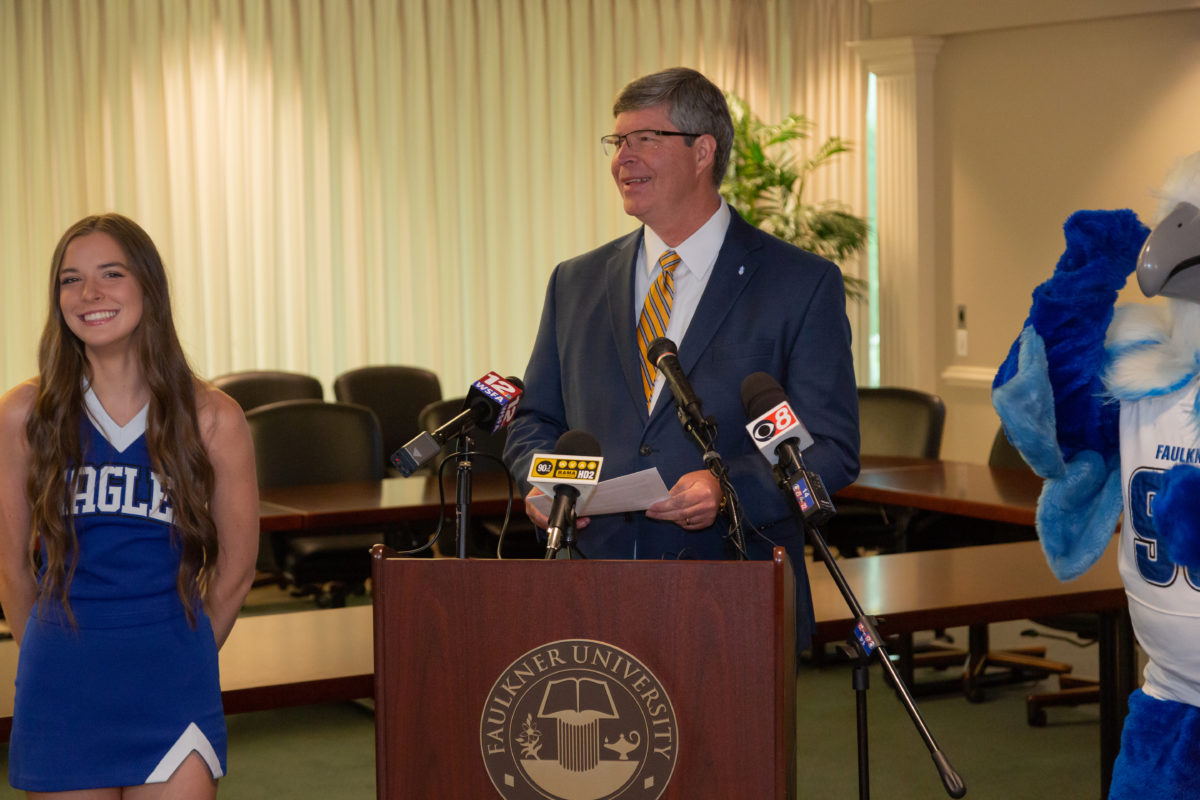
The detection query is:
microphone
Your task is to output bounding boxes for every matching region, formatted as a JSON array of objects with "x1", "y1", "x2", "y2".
[
  {"x1": 646, "y1": 337, "x2": 706, "y2": 430},
  {"x1": 526, "y1": 430, "x2": 603, "y2": 558},
  {"x1": 741, "y1": 374, "x2": 963, "y2": 795},
  {"x1": 740, "y1": 372, "x2": 835, "y2": 525},
  {"x1": 742, "y1": 371, "x2": 814, "y2": 464},
  {"x1": 391, "y1": 372, "x2": 524, "y2": 476}
]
